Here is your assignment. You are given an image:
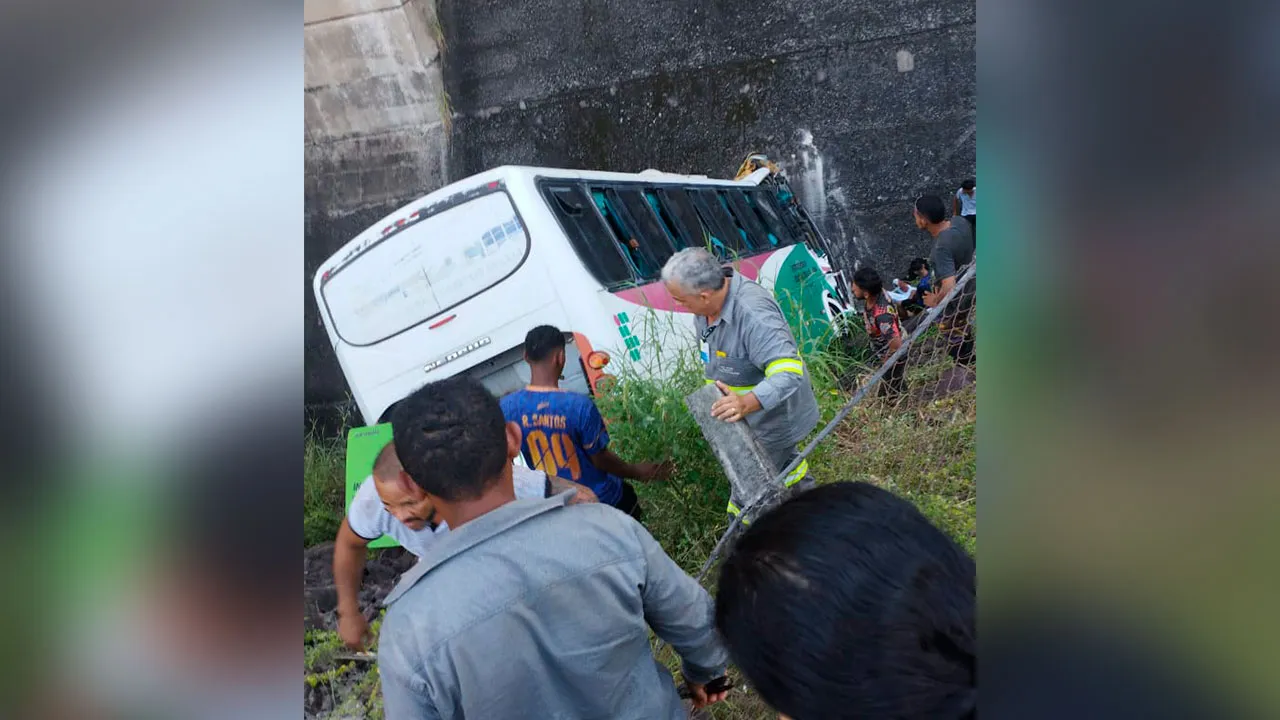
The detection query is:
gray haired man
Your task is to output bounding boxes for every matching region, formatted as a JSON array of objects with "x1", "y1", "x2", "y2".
[{"x1": 661, "y1": 247, "x2": 820, "y2": 517}]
